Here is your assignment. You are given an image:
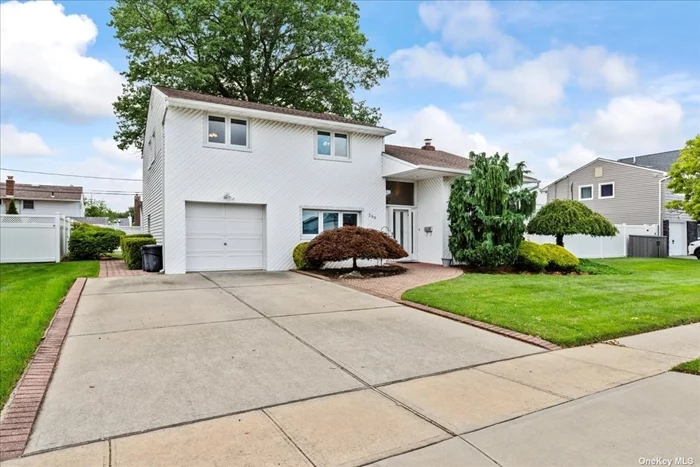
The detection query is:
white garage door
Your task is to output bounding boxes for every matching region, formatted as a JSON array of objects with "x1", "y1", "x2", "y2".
[{"x1": 186, "y1": 202, "x2": 264, "y2": 272}]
